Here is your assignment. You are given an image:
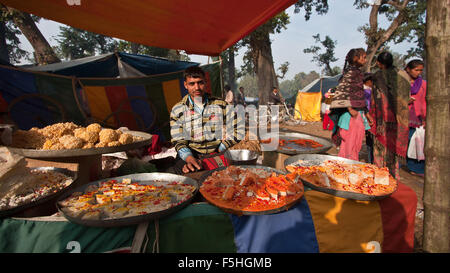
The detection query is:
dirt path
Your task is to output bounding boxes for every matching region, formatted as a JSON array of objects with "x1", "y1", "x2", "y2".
[{"x1": 281, "y1": 121, "x2": 424, "y2": 252}]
